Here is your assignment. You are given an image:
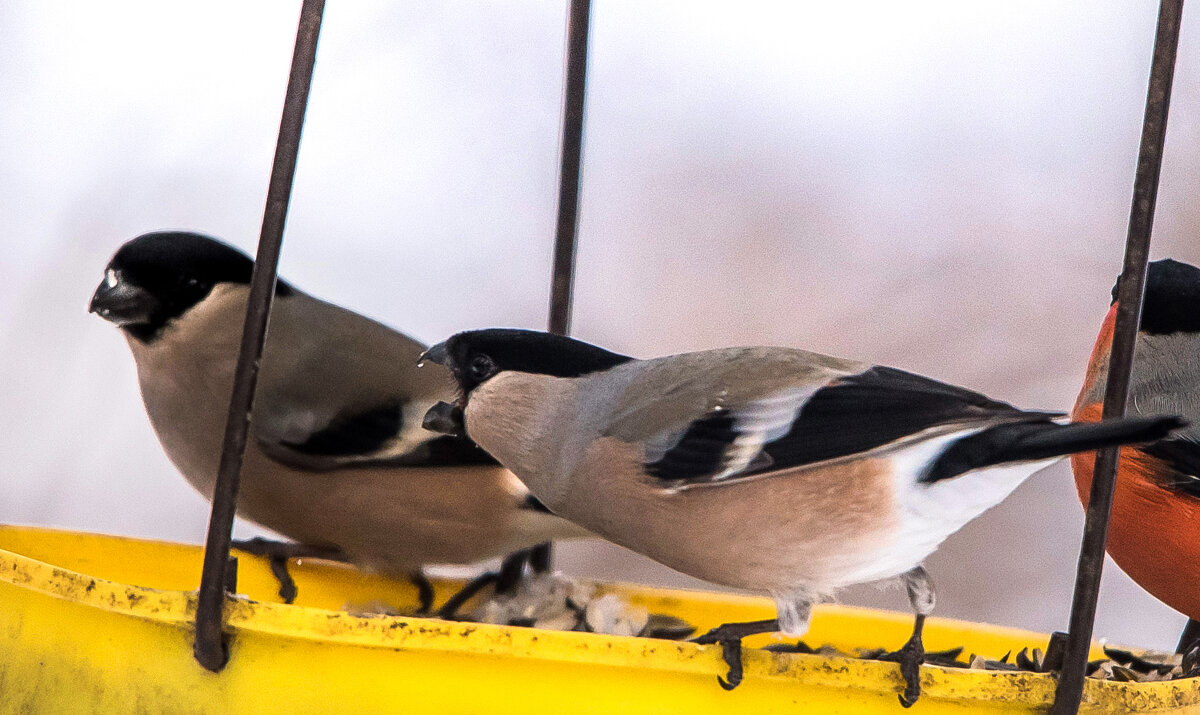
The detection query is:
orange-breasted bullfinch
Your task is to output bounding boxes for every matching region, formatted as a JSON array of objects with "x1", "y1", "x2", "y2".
[
  {"x1": 90, "y1": 232, "x2": 587, "y2": 606},
  {"x1": 1073, "y1": 258, "x2": 1200, "y2": 649},
  {"x1": 420, "y1": 328, "x2": 1183, "y2": 705}
]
